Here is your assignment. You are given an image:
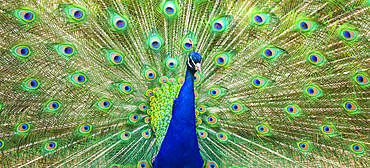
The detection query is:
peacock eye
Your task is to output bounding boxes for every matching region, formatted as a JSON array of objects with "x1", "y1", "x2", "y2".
[
  {"x1": 142, "y1": 130, "x2": 151, "y2": 139},
  {"x1": 308, "y1": 53, "x2": 324, "y2": 65},
  {"x1": 252, "y1": 77, "x2": 267, "y2": 88},
  {"x1": 57, "y1": 45, "x2": 75, "y2": 57},
  {"x1": 129, "y1": 113, "x2": 140, "y2": 123},
  {"x1": 297, "y1": 141, "x2": 309, "y2": 151},
  {"x1": 97, "y1": 99, "x2": 112, "y2": 110},
  {"x1": 321, "y1": 125, "x2": 335, "y2": 135},
  {"x1": 253, "y1": 13, "x2": 268, "y2": 25},
  {"x1": 354, "y1": 73, "x2": 369, "y2": 86},
  {"x1": 212, "y1": 18, "x2": 227, "y2": 32},
  {"x1": 79, "y1": 124, "x2": 92, "y2": 134},
  {"x1": 139, "y1": 103, "x2": 148, "y2": 111},
  {"x1": 341, "y1": 29, "x2": 356, "y2": 41},
  {"x1": 159, "y1": 76, "x2": 168, "y2": 84},
  {"x1": 46, "y1": 101, "x2": 61, "y2": 112},
  {"x1": 14, "y1": 46, "x2": 31, "y2": 58},
  {"x1": 304, "y1": 85, "x2": 322, "y2": 97},
  {"x1": 216, "y1": 132, "x2": 228, "y2": 142},
  {"x1": 137, "y1": 161, "x2": 149, "y2": 168},
  {"x1": 206, "y1": 161, "x2": 218, "y2": 168},
  {"x1": 121, "y1": 131, "x2": 131, "y2": 140},
  {"x1": 256, "y1": 124, "x2": 270, "y2": 135},
  {"x1": 24, "y1": 78, "x2": 40, "y2": 90},
  {"x1": 208, "y1": 87, "x2": 222, "y2": 98},
  {"x1": 299, "y1": 20, "x2": 314, "y2": 31},
  {"x1": 45, "y1": 141, "x2": 57, "y2": 151},
  {"x1": 351, "y1": 143, "x2": 364, "y2": 154},
  {"x1": 182, "y1": 38, "x2": 193, "y2": 51},
  {"x1": 144, "y1": 69, "x2": 157, "y2": 81},
  {"x1": 284, "y1": 104, "x2": 301, "y2": 116},
  {"x1": 18, "y1": 10, "x2": 35, "y2": 22},
  {"x1": 112, "y1": 15, "x2": 127, "y2": 30},
  {"x1": 163, "y1": 2, "x2": 177, "y2": 17},
  {"x1": 69, "y1": 8, "x2": 85, "y2": 21},
  {"x1": 120, "y1": 83, "x2": 133, "y2": 94},
  {"x1": 214, "y1": 54, "x2": 229, "y2": 67},
  {"x1": 206, "y1": 115, "x2": 218, "y2": 125},
  {"x1": 17, "y1": 122, "x2": 31, "y2": 133}
]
